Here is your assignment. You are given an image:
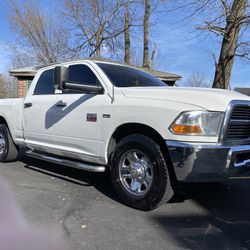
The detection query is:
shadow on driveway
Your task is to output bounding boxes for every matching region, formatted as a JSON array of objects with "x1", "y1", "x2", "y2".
[
  {"x1": 152, "y1": 181, "x2": 250, "y2": 249},
  {"x1": 19, "y1": 150, "x2": 250, "y2": 249},
  {"x1": 18, "y1": 151, "x2": 119, "y2": 203}
]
